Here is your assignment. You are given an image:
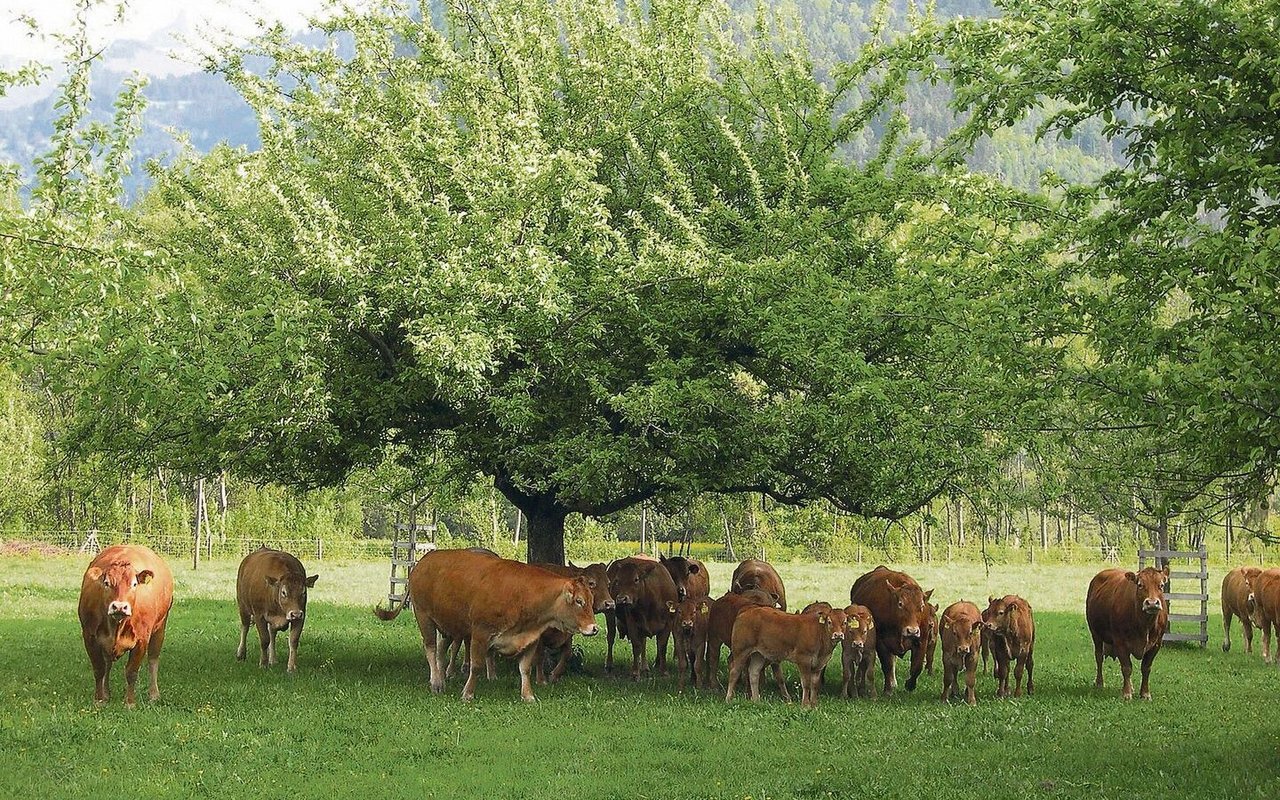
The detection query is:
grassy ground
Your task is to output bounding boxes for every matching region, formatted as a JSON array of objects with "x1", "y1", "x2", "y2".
[{"x1": 2, "y1": 554, "x2": 1277, "y2": 799}]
